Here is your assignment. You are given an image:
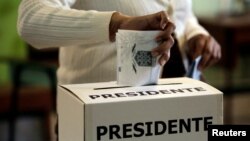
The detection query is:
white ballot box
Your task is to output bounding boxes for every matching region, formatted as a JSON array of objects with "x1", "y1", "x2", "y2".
[{"x1": 57, "y1": 77, "x2": 223, "y2": 141}]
